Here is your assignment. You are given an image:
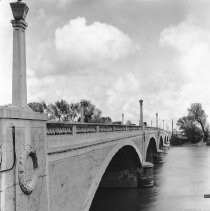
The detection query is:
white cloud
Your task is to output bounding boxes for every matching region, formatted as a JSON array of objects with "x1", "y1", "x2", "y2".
[
  {"x1": 43, "y1": 0, "x2": 75, "y2": 7},
  {"x1": 106, "y1": 73, "x2": 140, "y2": 122},
  {"x1": 55, "y1": 17, "x2": 138, "y2": 69},
  {"x1": 160, "y1": 18, "x2": 210, "y2": 122}
]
